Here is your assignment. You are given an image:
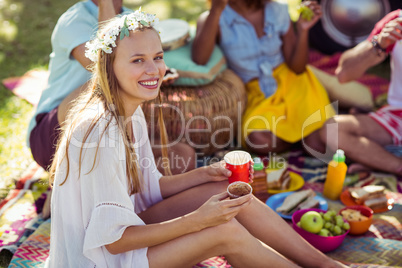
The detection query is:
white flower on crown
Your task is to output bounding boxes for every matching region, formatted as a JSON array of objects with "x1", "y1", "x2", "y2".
[{"x1": 85, "y1": 8, "x2": 160, "y2": 62}]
